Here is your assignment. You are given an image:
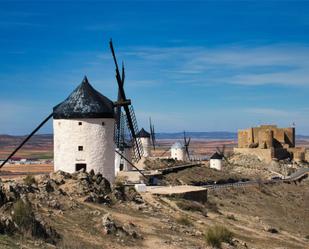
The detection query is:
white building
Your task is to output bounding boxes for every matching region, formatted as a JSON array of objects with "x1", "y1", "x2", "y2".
[
  {"x1": 171, "y1": 142, "x2": 186, "y2": 161},
  {"x1": 136, "y1": 128, "x2": 151, "y2": 157},
  {"x1": 53, "y1": 76, "x2": 116, "y2": 183},
  {"x1": 210, "y1": 152, "x2": 223, "y2": 170}
]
